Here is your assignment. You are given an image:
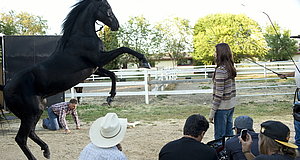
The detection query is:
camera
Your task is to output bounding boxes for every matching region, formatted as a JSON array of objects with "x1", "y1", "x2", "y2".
[{"x1": 240, "y1": 129, "x2": 248, "y2": 141}]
